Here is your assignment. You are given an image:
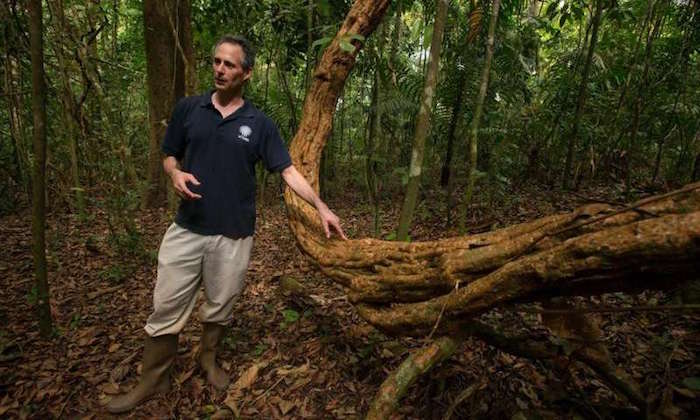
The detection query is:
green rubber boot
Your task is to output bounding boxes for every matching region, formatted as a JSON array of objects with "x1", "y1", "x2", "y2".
[
  {"x1": 200, "y1": 323, "x2": 230, "y2": 390},
  {"x1": 106, "y1": 334, "x2": 178, "y2": 414}
]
